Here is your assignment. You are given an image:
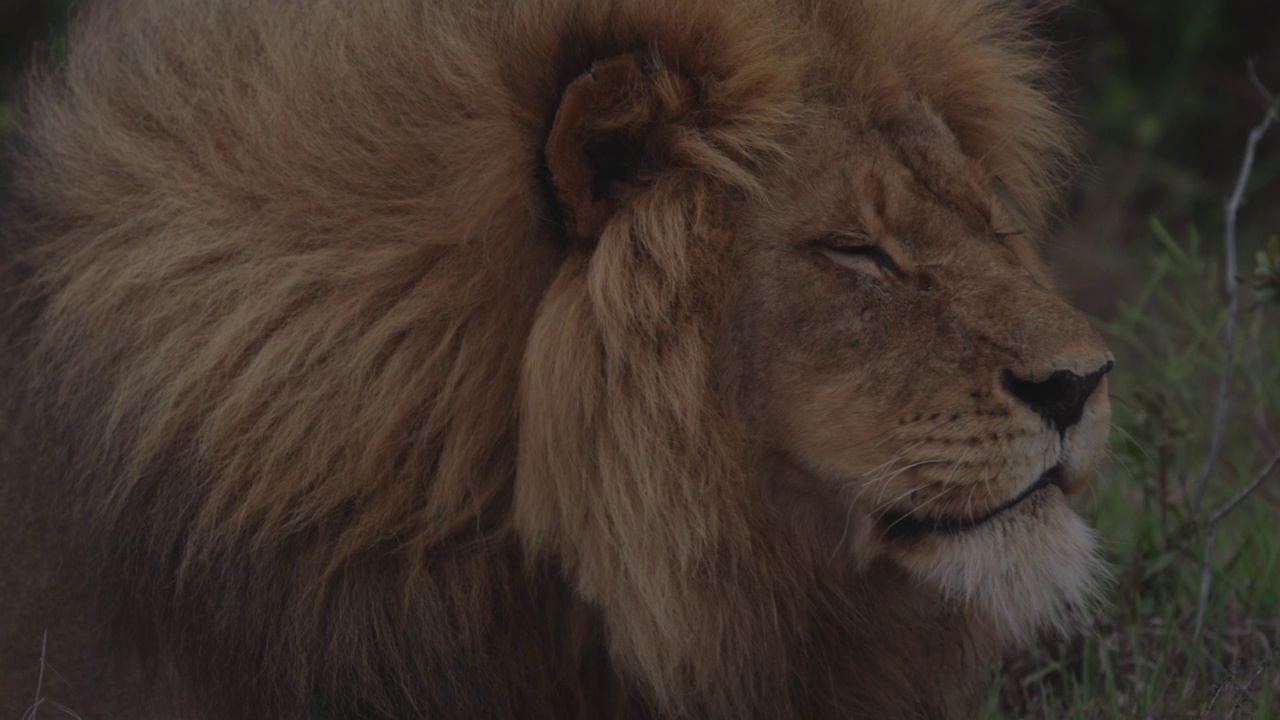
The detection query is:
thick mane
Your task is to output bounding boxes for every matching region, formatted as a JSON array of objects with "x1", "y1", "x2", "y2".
[{"x1": 3, "y1": 0, "x2": 1075, "y2": 716}]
